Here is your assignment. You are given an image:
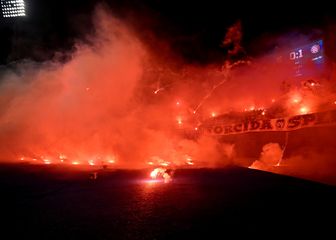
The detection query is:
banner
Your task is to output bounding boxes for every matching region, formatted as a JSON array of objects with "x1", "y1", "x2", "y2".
[{"x1": 202, "y1": 109, "x2": 336, "y2": 136}]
